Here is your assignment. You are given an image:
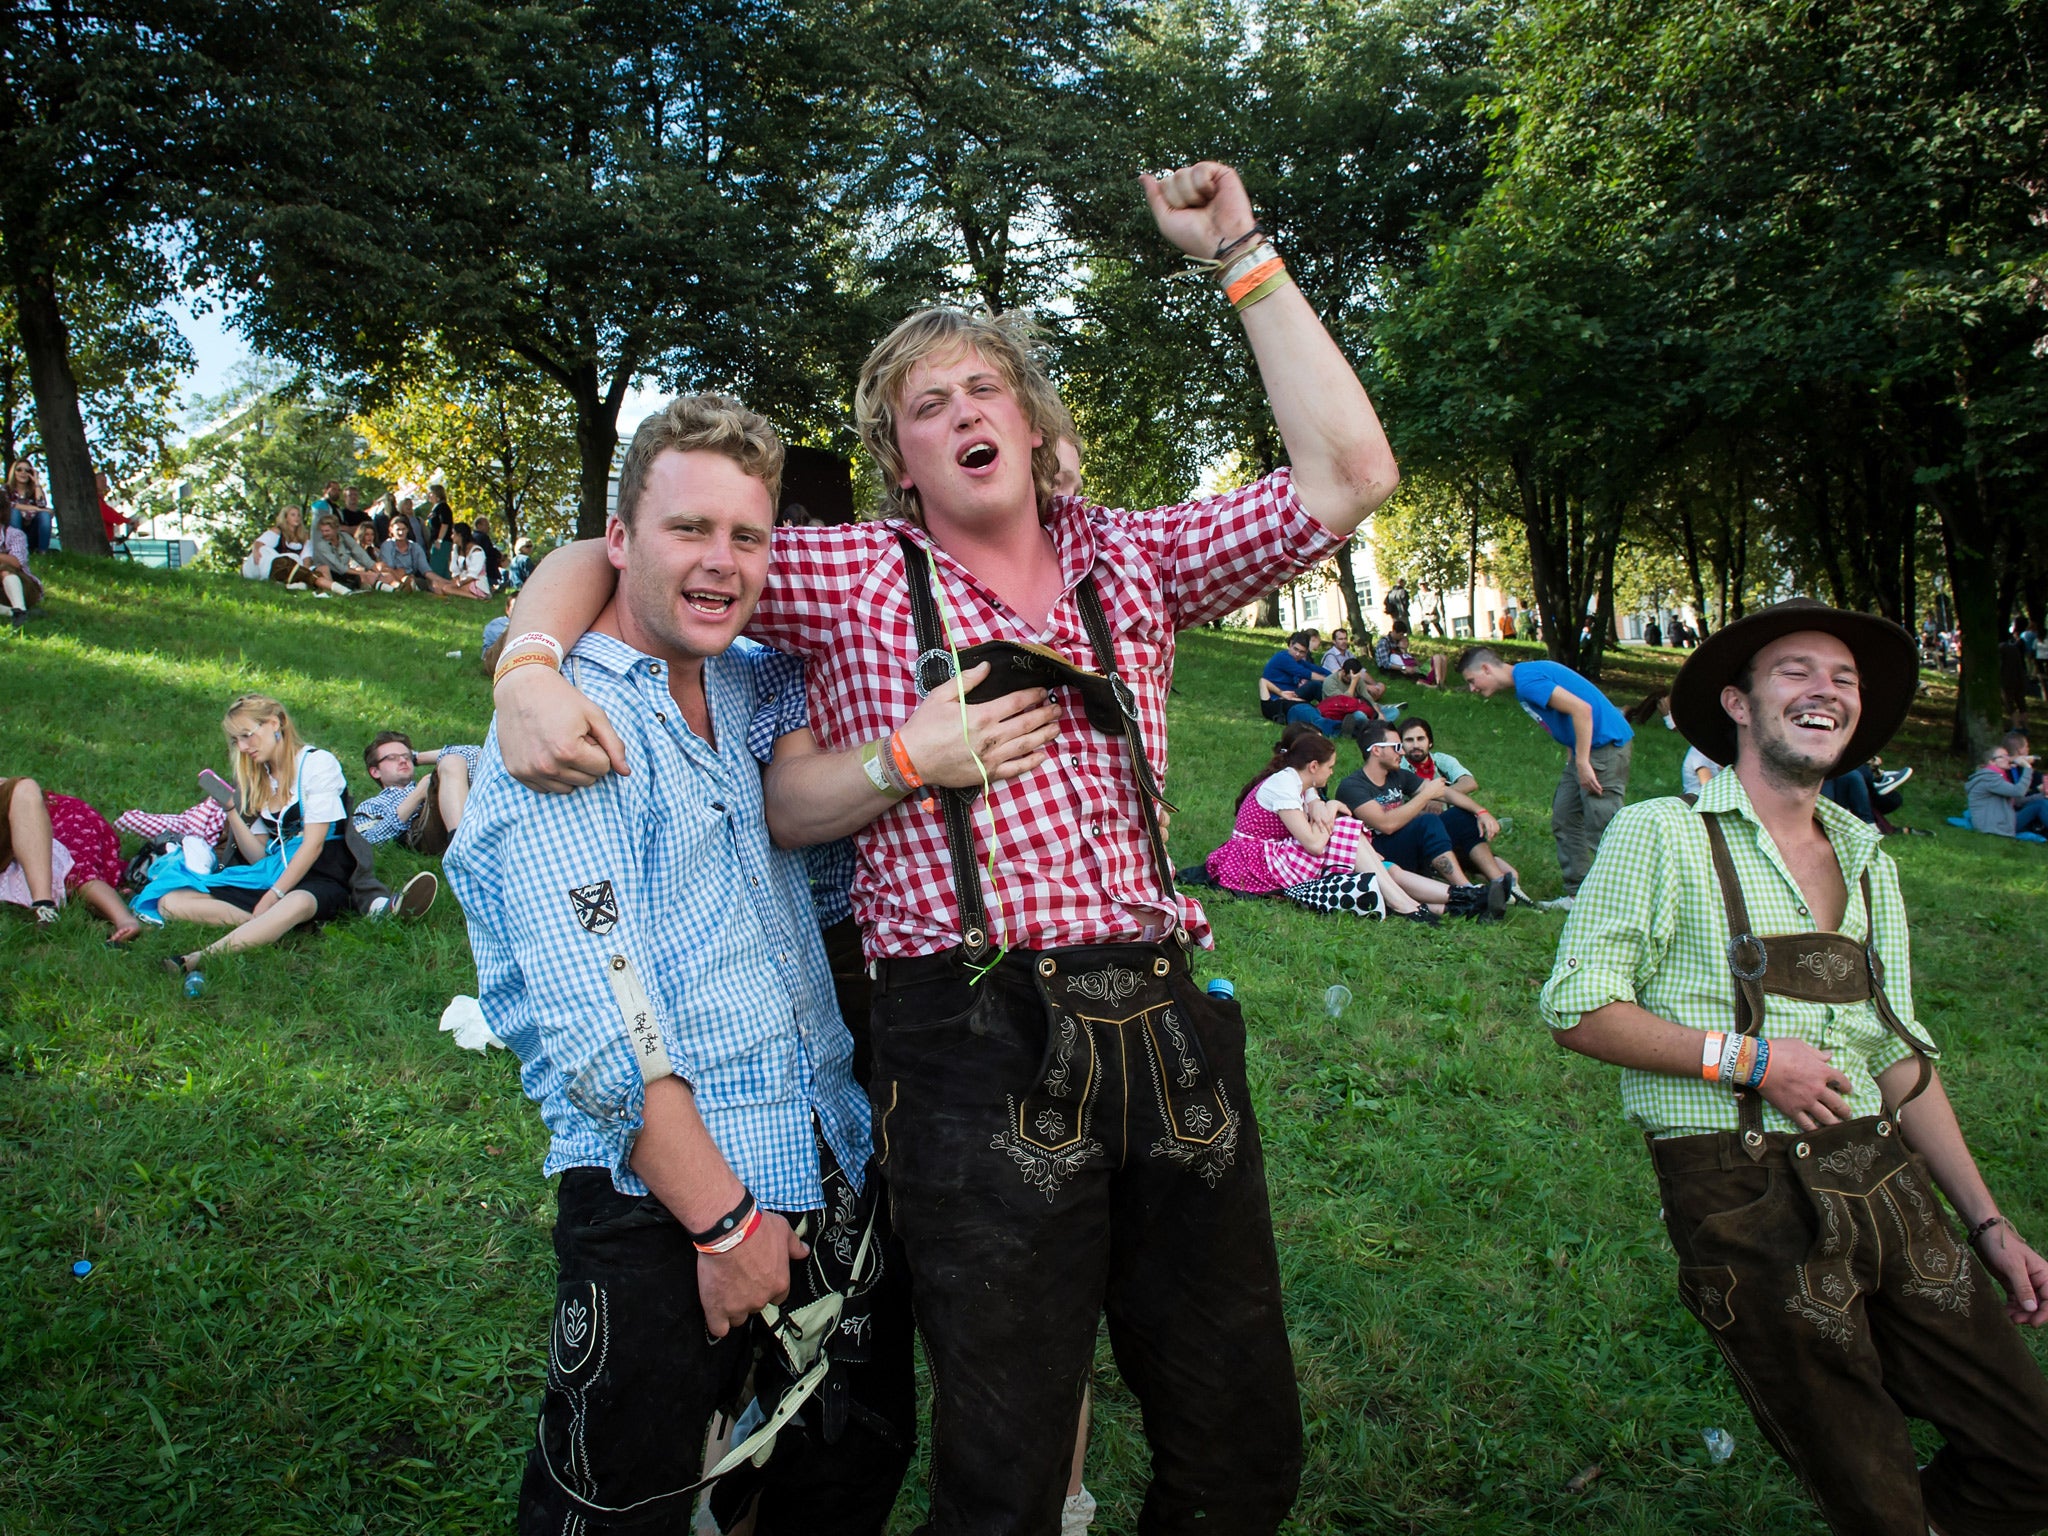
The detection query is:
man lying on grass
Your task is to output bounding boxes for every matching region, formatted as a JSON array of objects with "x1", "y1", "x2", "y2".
[
  {"x1": 482, "y1": 159, "x2": 1398, "y2": 1534},
  {"x1": 445, "y1": 397, "x2": 916, "y2": 1535},
  {"x1": 1540, "y1": 598, "x2": 2048, "y2": 1536}
]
